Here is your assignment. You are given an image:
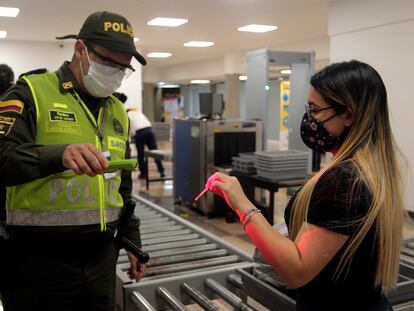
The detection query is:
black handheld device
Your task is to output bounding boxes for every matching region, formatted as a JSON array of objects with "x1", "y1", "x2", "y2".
[{"x1": 115, "y1": 200, "x2": 150, "y2": 263}]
